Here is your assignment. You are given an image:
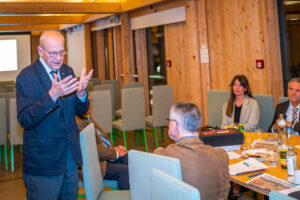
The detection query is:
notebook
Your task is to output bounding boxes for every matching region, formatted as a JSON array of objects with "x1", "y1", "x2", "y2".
[{"x1": 229, "y1": 158, "x2": 268, "y2": 176}]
